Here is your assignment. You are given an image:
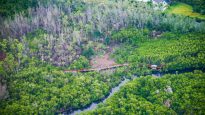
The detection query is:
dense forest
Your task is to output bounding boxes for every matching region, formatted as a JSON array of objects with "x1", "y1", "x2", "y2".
[
  {"x1": 83, "y1": 70, "x2": 205, "y2": 114},
  {"x1": 0, "y1": 0, "x2": 205, "y2": 114}
]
